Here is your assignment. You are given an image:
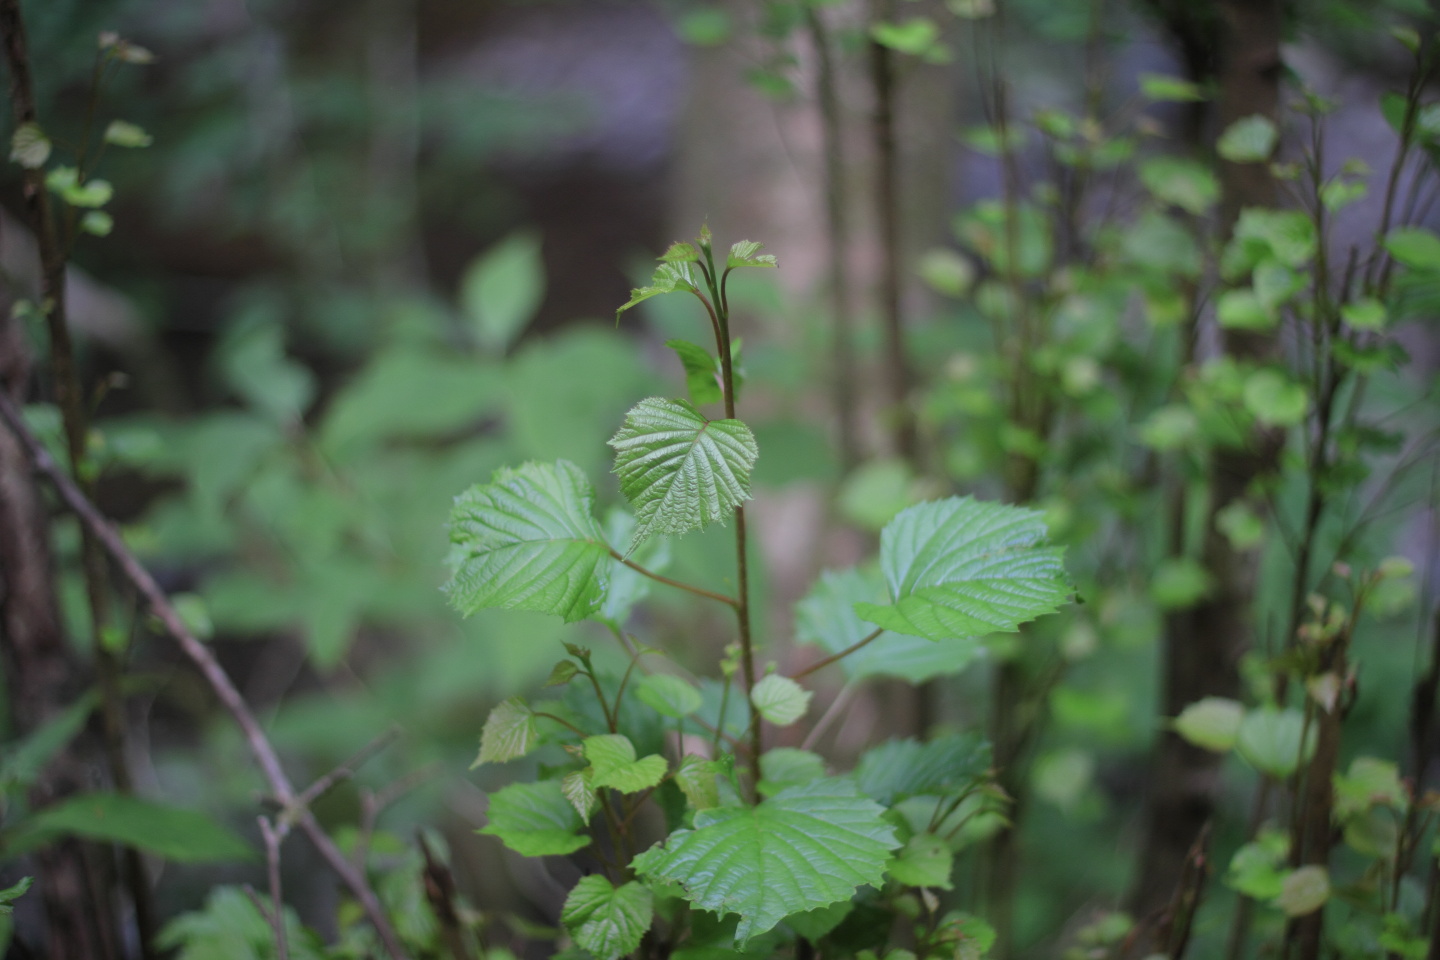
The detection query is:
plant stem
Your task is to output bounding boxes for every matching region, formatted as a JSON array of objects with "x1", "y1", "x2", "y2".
[
  {"x1": 708, "y1": 244, "x2": 762, "y2": 787},
  {"x1": 790, "y1": 628, "x2": 884, "y2": 681},
  {"x1": 0, "y1": 390, "x2": 412, "y2": 960},
  {"x1": 608, "y1": 549, "x2": 737, "y2": 607}
]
